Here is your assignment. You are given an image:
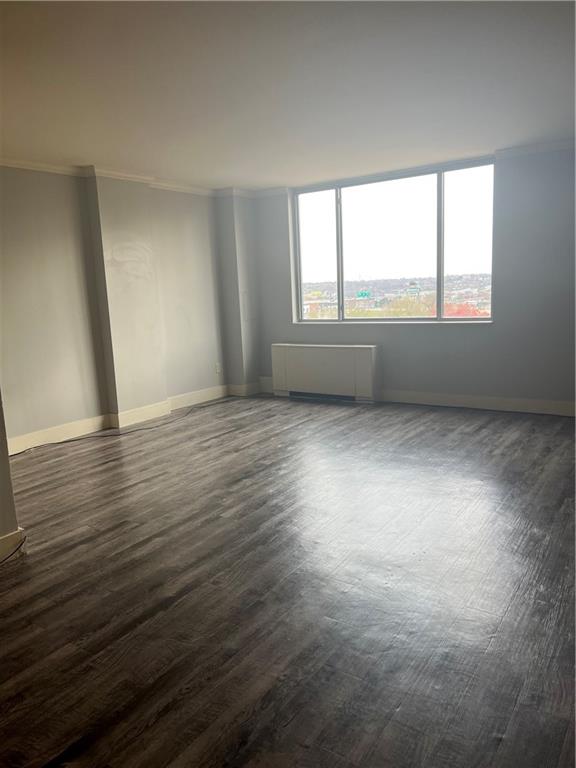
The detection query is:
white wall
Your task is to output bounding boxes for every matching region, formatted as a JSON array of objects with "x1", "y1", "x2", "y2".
[
  {"x1": 253, "y1": 146, "x2": 575, "y2": 412},
  {"x1": 0, "y1": 168, "x2": 106, "y2": 437}
]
